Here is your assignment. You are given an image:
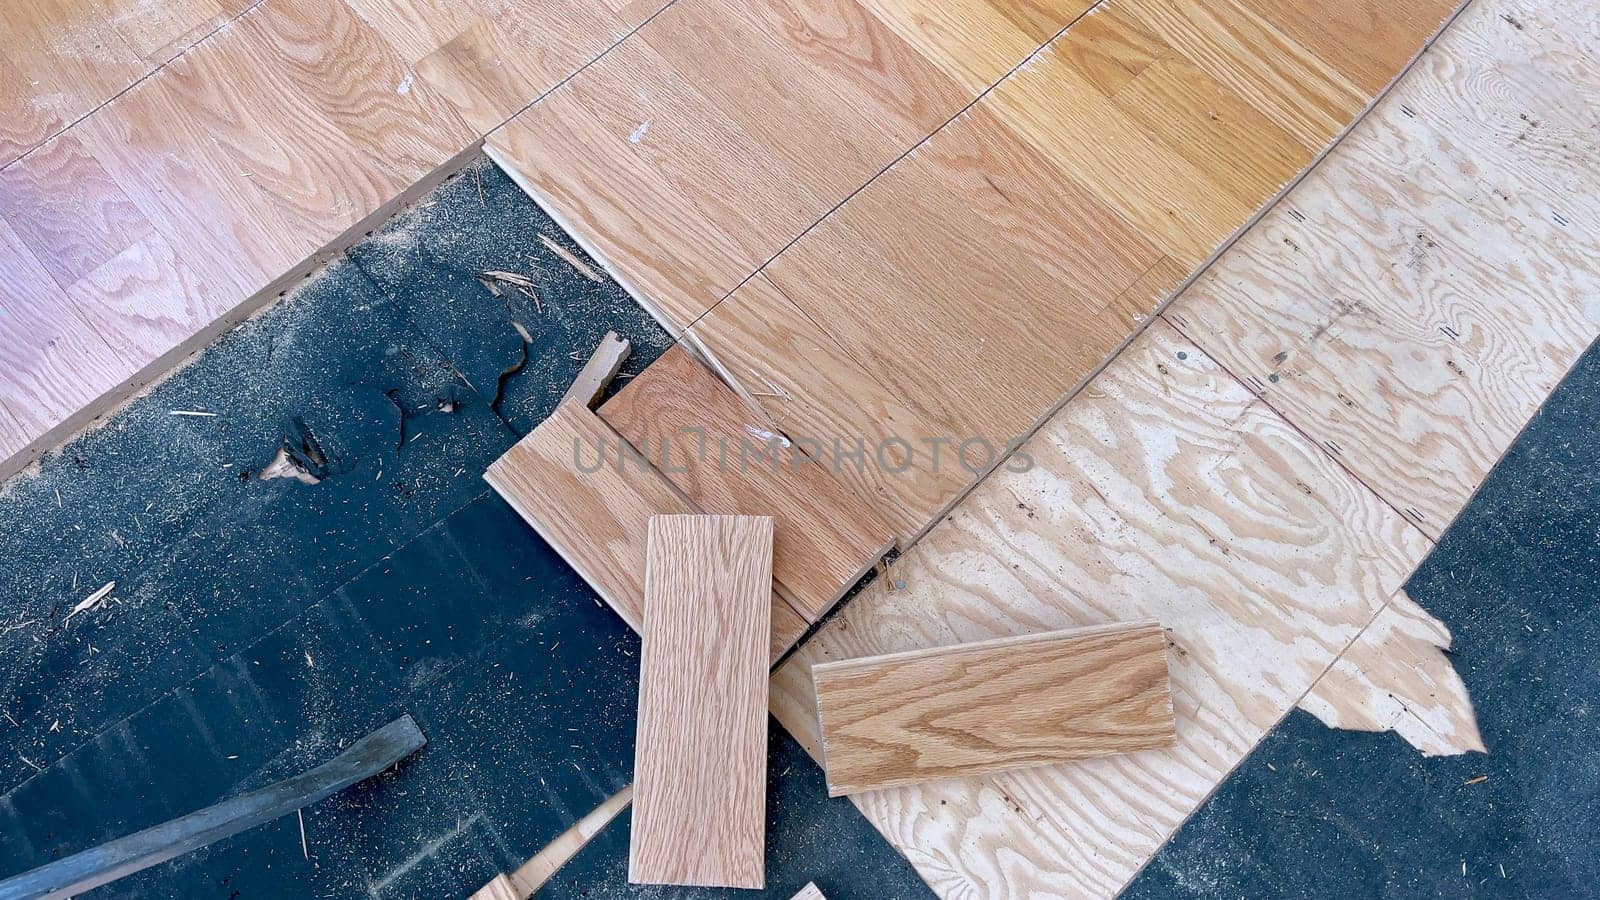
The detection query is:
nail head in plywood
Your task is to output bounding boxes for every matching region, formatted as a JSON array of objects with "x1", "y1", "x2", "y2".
[
  {"x1": 599, "y1": 344, "x2": 894, "y2": 621},
  {"x1": 813, "y1": 621, "x2": 1176, "y2": 796},
  {"x1": 630, "y1": 514, "x2": 773, "y2": 889}
]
